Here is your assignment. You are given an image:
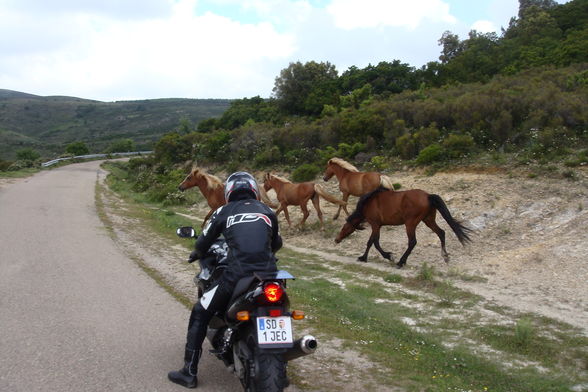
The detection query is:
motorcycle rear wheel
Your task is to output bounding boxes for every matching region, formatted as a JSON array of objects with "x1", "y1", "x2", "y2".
[{"x1": 247, "y1": 353, "x2": 287, "y2": 392}]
